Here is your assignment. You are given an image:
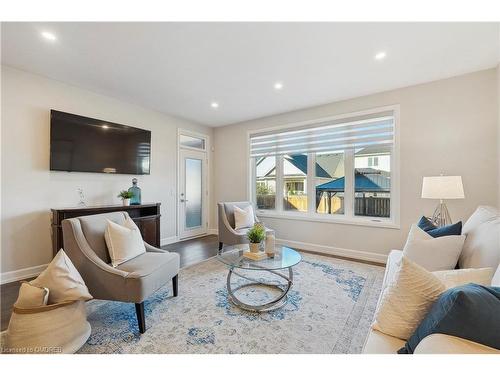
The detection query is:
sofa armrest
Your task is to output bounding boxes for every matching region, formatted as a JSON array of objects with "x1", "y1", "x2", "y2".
[
  {"x1": 362, "y1": 329, "x2": 405, "y2": 354},
  {"x1": 414, "y1": 333, "x2": 500, "y2": 354}
]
